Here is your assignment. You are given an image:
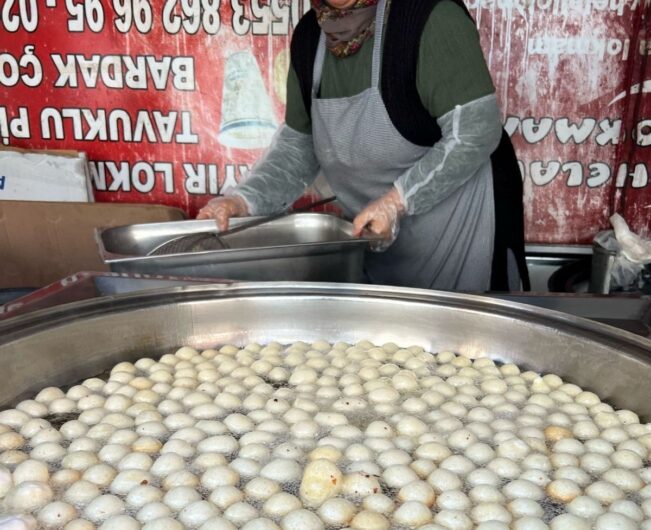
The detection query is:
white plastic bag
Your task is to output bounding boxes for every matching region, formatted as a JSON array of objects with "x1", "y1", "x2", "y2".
[{"x1": 594, "y1": 214, "x2": 651, "y2": 291}]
